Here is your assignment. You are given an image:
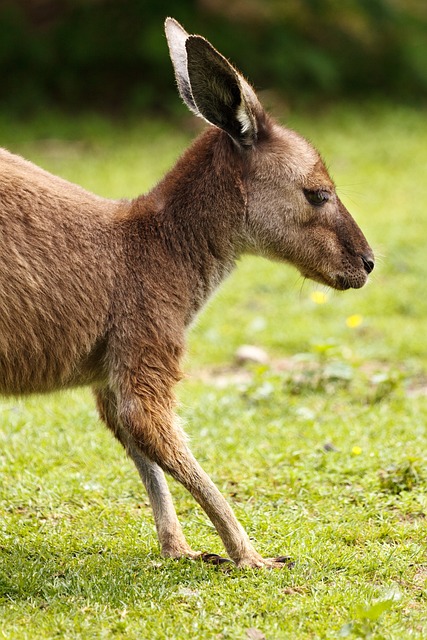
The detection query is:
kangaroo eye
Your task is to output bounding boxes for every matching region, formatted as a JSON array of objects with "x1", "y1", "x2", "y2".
[{"x1": 303, "y1": 189, "x2": 330, "y2": 207}]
